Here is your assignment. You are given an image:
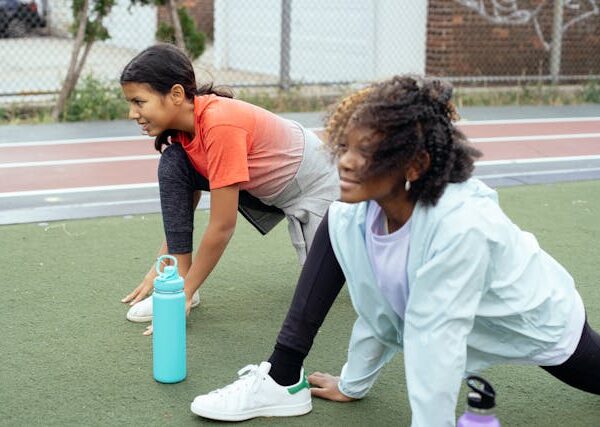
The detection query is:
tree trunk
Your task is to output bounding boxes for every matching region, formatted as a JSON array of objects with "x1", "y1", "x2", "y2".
[
  {"x1": 52, "y1": 0, "x2": 89, "y2": 121},
  {"x1": 167, "y1": 0, "x2": 185, "y2": 51},
  {"x1": 75, "y1": 16, "x2": 102, "y2": 79}
]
